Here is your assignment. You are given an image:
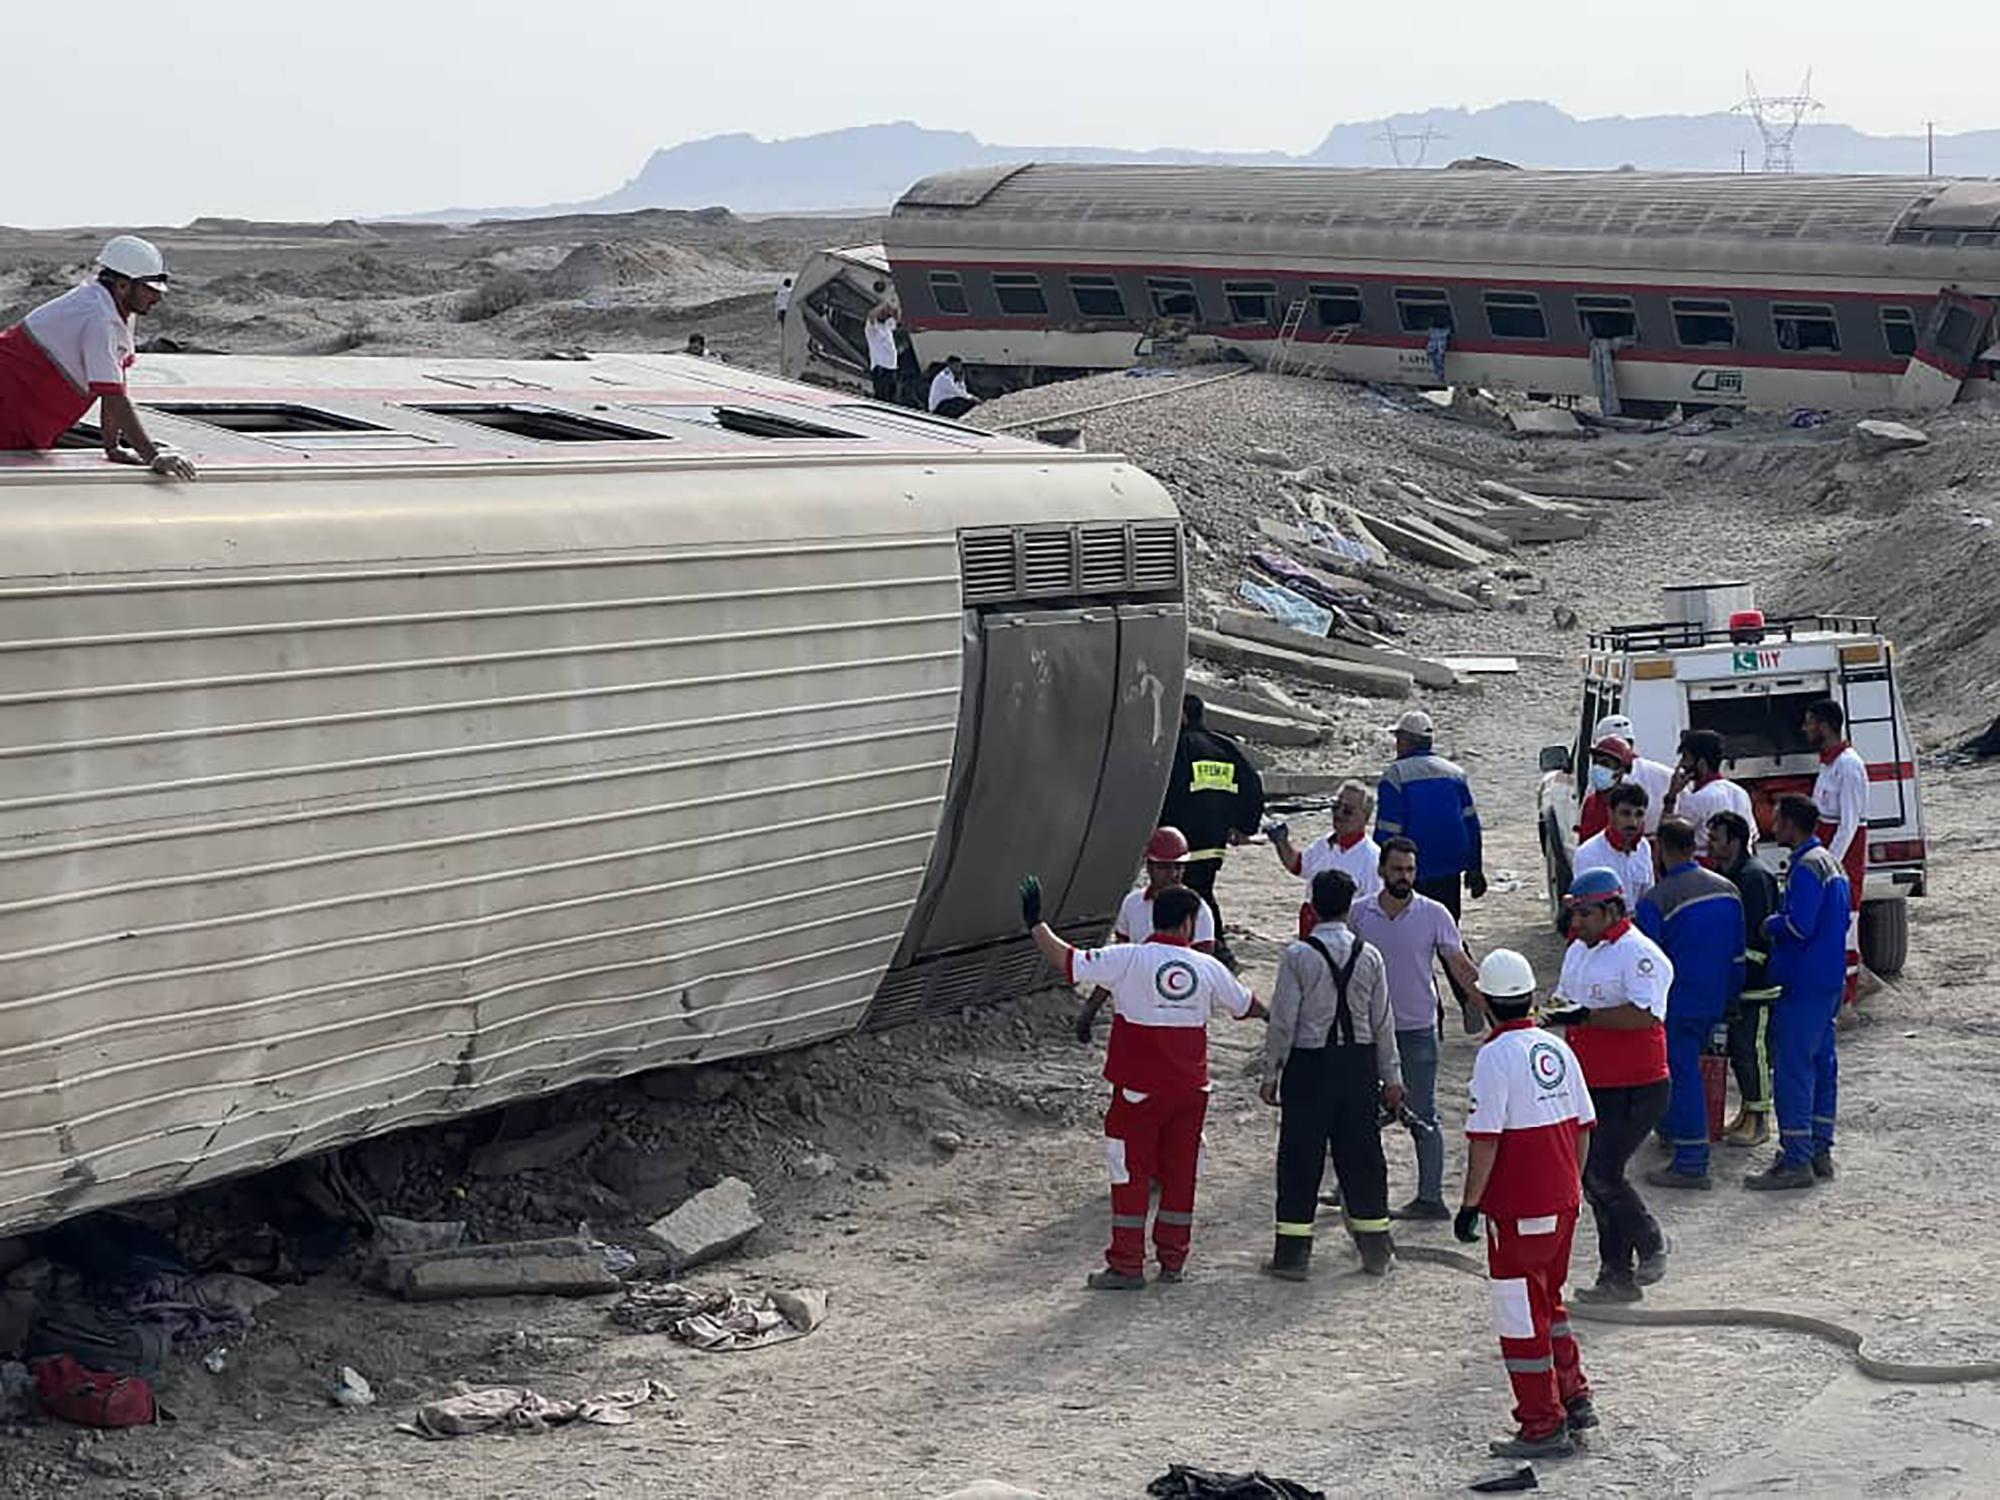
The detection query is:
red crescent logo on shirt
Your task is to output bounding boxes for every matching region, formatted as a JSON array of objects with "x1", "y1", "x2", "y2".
[
  {"x1": 1154, "y1": 960, "x2": 1200, "y2": 1006},
  {"x1": 1528, "y1": 1042, "x2": 1567, "y2": 1091}
]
